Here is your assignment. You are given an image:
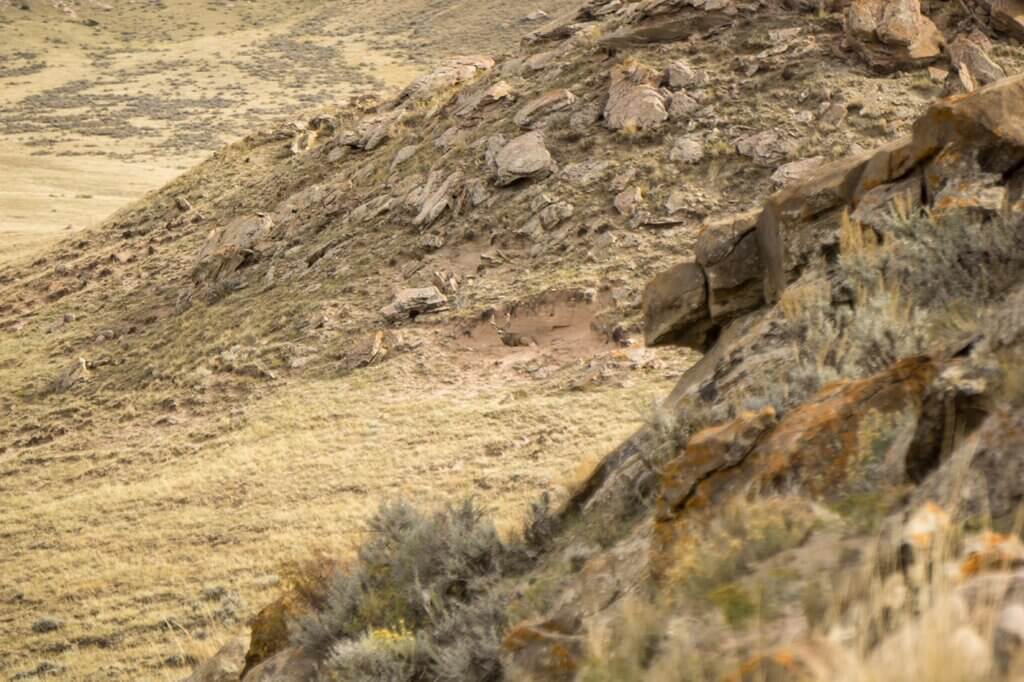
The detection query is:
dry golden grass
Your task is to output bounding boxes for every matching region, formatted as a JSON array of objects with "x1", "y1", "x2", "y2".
[{"x1": 0, "y1": 345, "x2": 678, "y2": 679}]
